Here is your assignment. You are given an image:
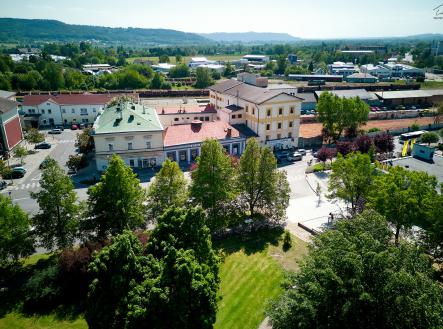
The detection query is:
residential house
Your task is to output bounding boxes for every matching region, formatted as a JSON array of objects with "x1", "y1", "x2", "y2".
[{"x1": 0, "y1": 98, "x2": 23, "y2": 157}]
